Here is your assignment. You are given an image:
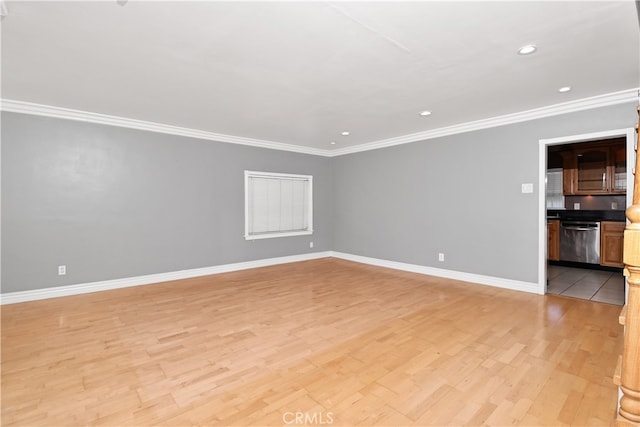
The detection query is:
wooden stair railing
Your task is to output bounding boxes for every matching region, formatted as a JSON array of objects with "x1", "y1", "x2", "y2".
[{"x1": 617, "y1": 104, "x2": 640, "y2": 426}]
